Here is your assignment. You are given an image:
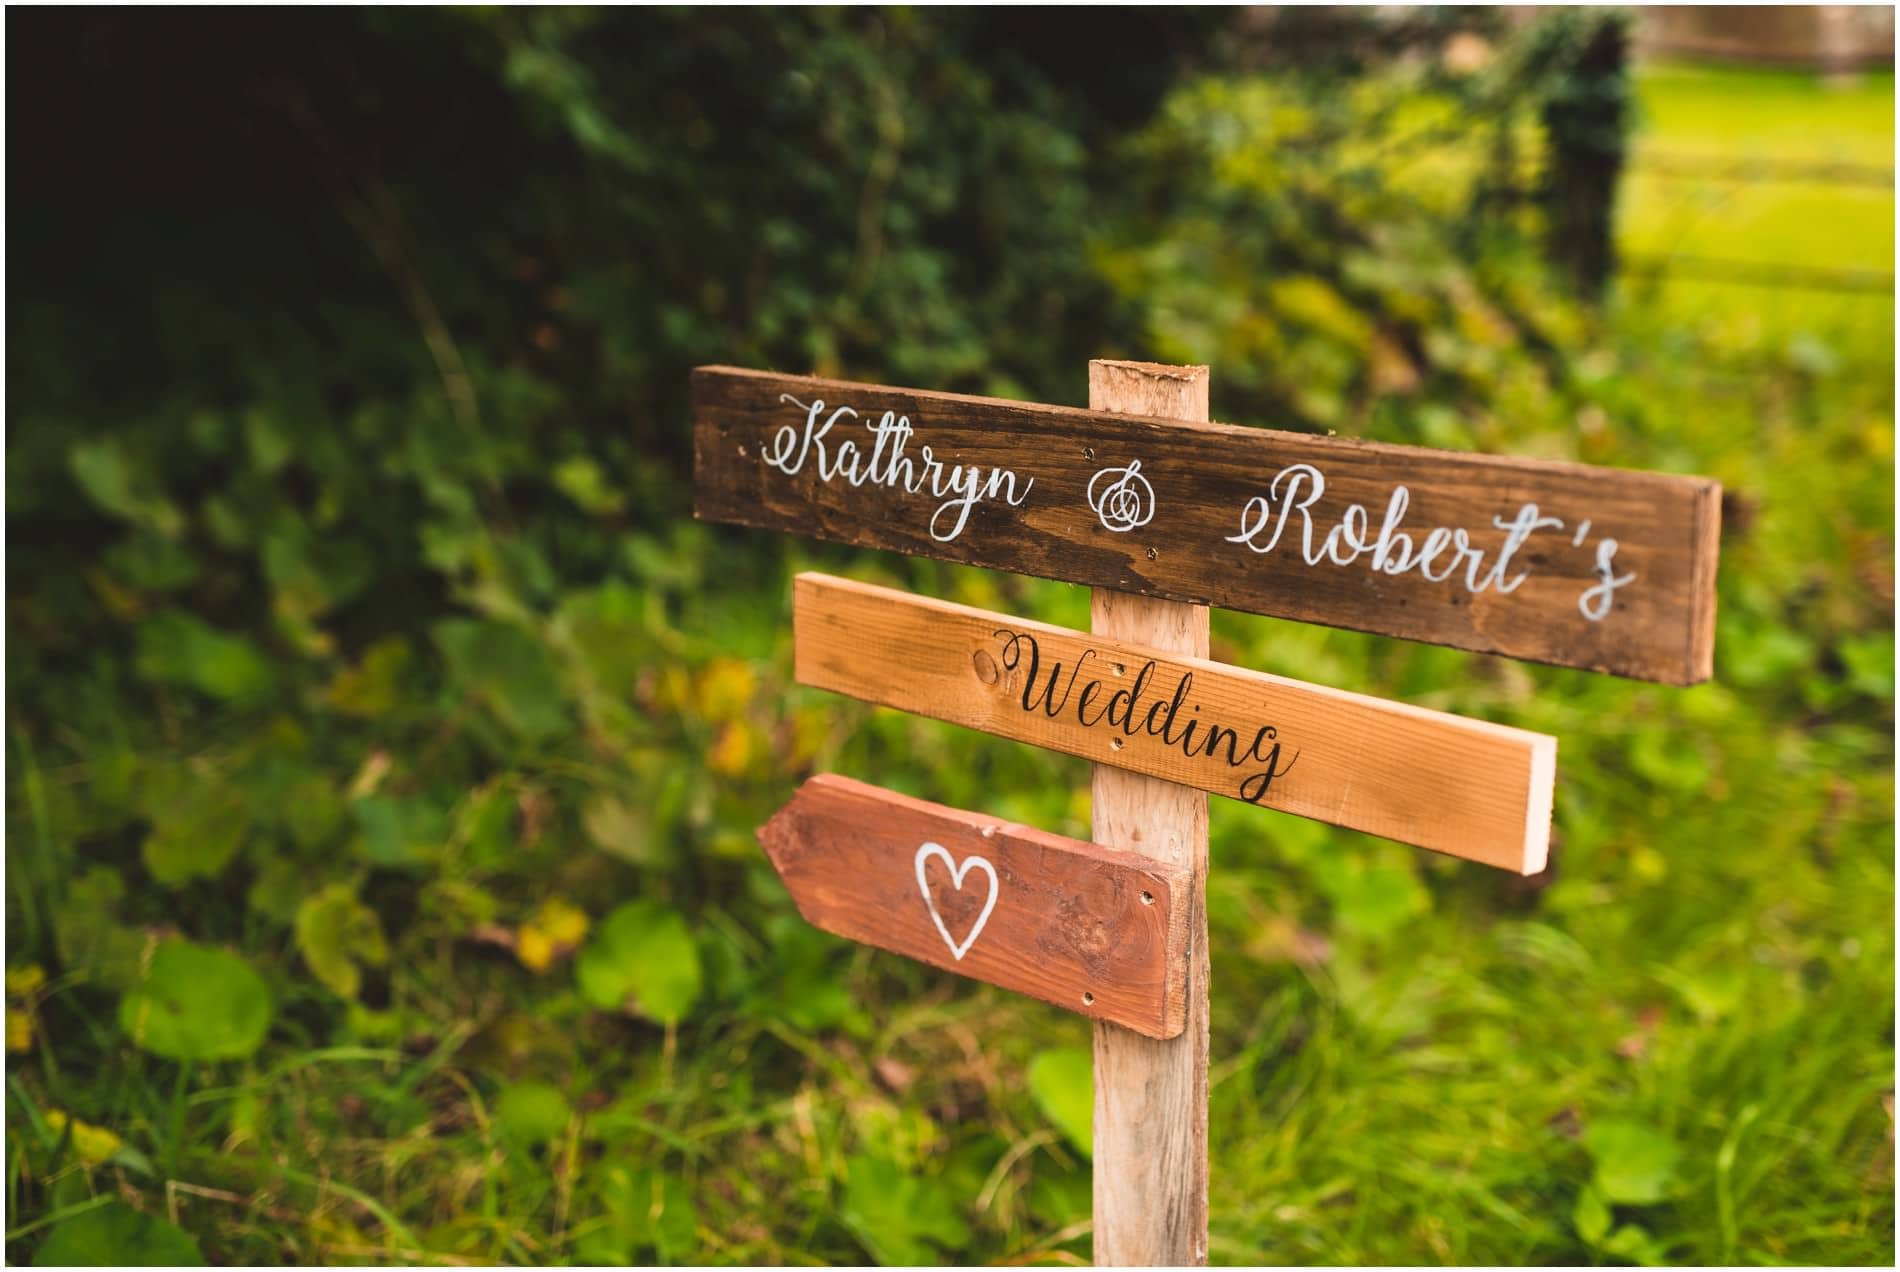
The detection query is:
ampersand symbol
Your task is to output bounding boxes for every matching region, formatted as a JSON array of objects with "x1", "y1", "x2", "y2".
[{"x1": 1087, "y1": 460, "x2": 1156, "y2": 534}]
